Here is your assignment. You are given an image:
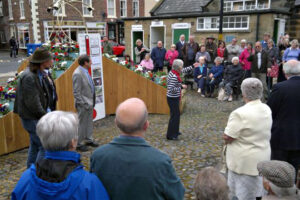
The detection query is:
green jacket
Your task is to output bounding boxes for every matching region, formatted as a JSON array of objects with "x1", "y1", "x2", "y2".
[{"x1": 90, "y1": 136, "x2": 185, "y2": 200}]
